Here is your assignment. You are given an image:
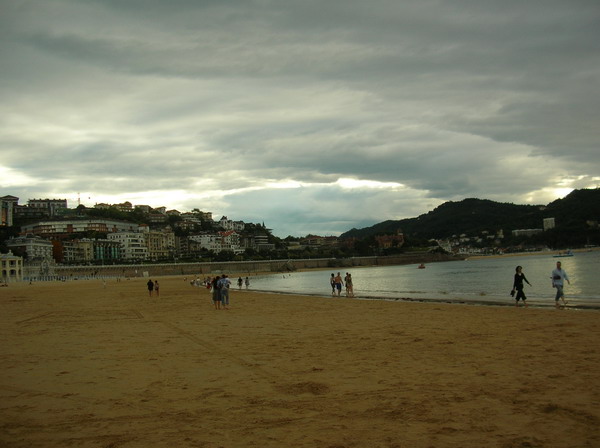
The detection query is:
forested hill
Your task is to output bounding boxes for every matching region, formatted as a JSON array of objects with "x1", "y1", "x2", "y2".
[{"x1": 340, "y1": 188, "x2": 600, "y2": 240}]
